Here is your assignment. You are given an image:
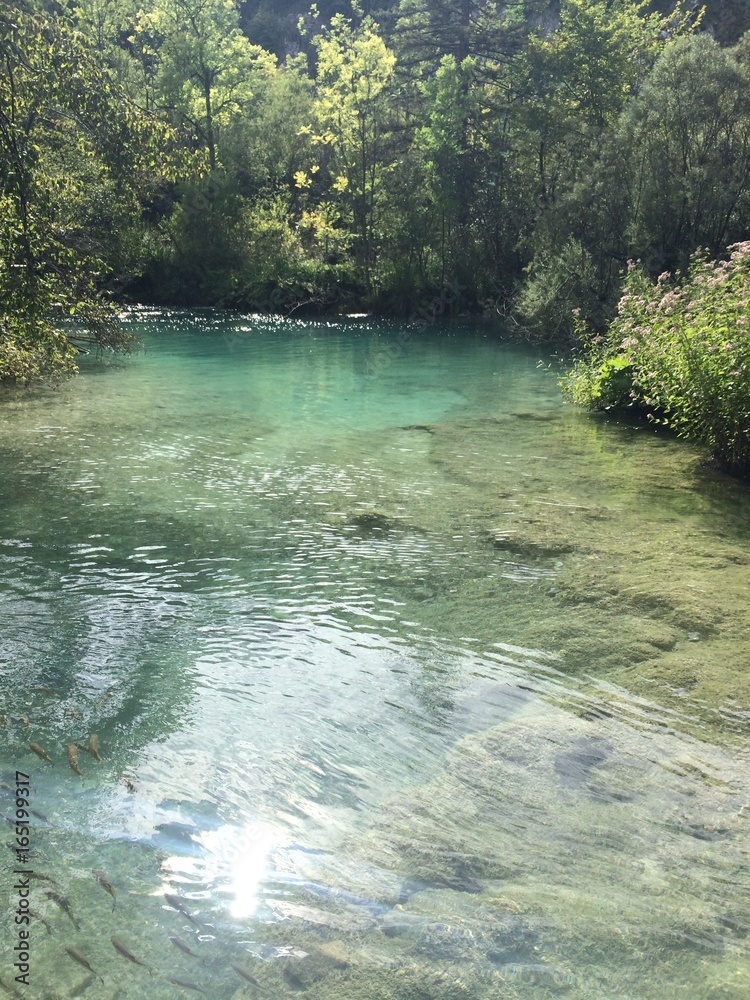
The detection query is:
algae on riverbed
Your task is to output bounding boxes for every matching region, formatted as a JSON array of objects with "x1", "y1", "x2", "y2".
[{"x1": 367, "y1": 406, "x2": 750, "y2": 736}]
